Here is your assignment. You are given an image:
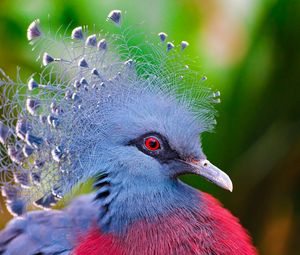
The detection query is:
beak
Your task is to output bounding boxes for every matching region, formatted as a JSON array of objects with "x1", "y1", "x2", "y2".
[{"x1": 187, "y1": 159, "x2": 233, "y2": 192}]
